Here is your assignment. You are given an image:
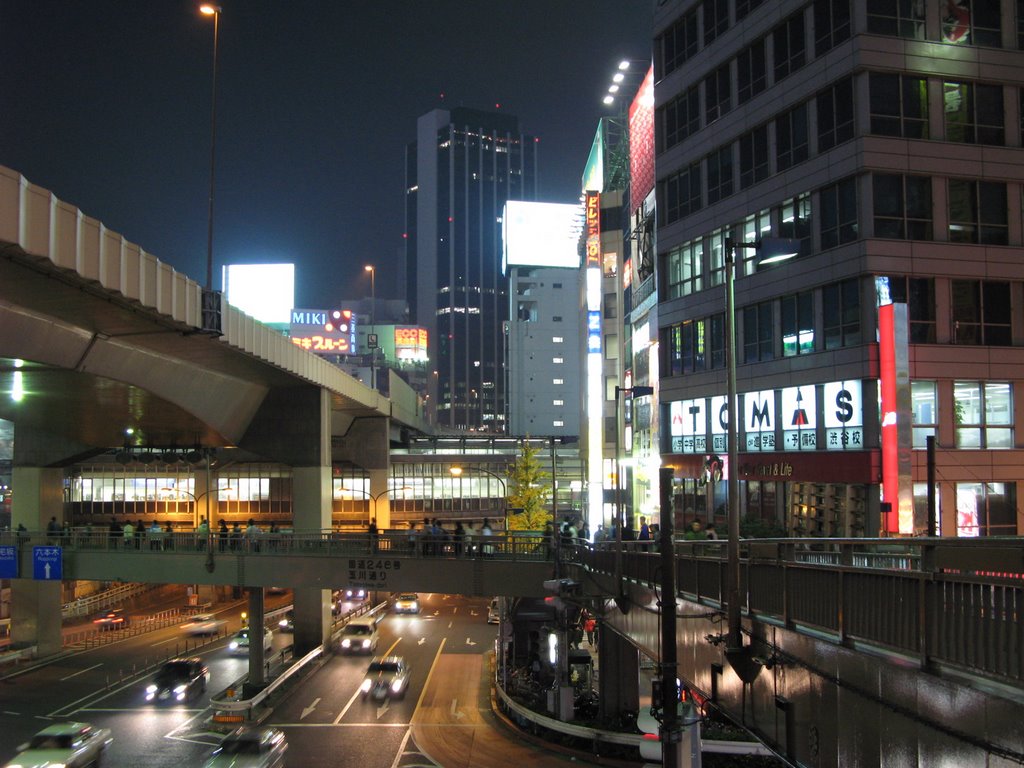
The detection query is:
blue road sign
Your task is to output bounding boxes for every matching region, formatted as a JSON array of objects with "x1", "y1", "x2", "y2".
[
  {"x1": 0, "y1": 546, "x2": 15, "y2": 579},
  {"x1": 32, "y1": 546, "x2": 62, "y2": 580}
]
